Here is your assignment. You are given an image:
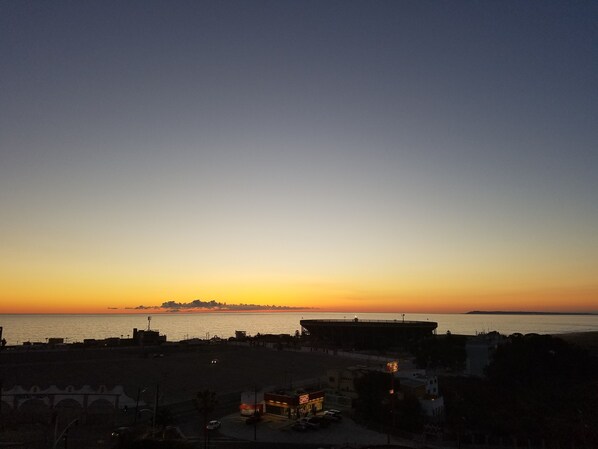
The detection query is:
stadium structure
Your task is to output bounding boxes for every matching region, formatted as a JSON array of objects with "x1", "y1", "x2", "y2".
[{"x1": 300, "y1": 317, "x2": 438, "y2": 349}]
